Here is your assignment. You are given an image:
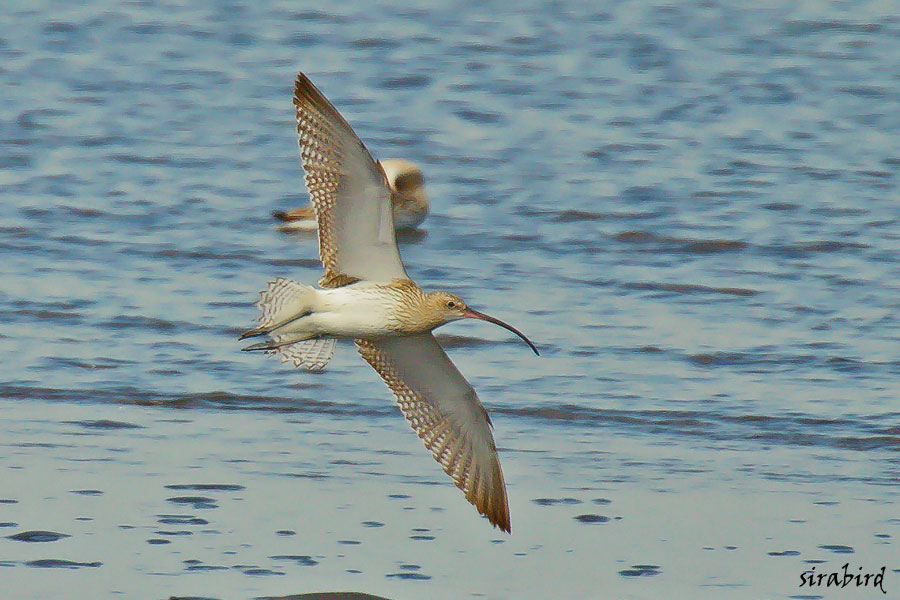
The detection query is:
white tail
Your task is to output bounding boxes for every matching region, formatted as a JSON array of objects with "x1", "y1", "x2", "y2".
[{"x1": 255, "y1": 277, "x2": 317, "y2": 330}]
